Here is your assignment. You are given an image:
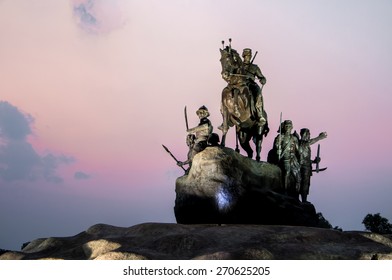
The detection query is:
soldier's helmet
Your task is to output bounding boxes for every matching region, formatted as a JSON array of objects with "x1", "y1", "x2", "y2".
[
  {"x1": 242, "y1": 48, "x2": 252, "y2": 58},
  {"x1": 208, "y1": 133, "x2": 220, "y2": 146},
  {"x1": 196, "y1": 105, "x2": 210, "y2": 117}
]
